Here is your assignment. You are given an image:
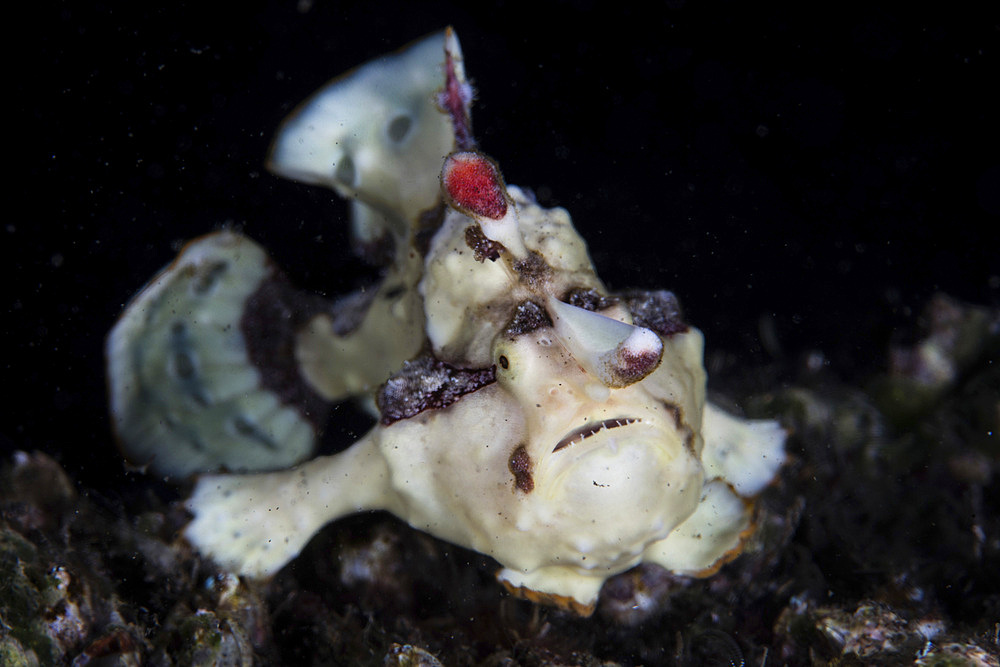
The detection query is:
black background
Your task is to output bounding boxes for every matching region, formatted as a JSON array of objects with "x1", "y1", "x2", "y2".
[{"x1": 8, "y1": 2, "x2": 998, "y2": 485}]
